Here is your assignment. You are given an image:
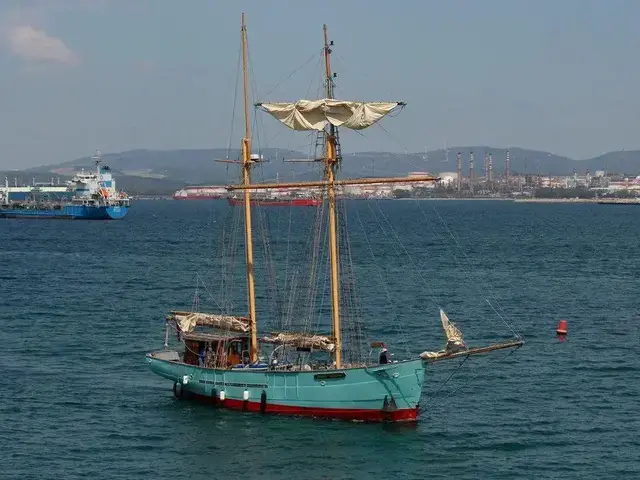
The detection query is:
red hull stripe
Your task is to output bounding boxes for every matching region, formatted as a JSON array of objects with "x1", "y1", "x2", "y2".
[{"x1": 188, "y1": 393, "x2": 418, "y2": 422}]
